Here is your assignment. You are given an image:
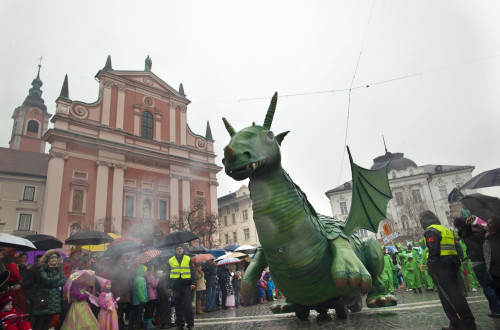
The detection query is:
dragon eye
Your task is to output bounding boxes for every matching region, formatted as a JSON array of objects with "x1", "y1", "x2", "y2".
[{"x1": 266, "y1": 131, "x2": 274, "y2": 142}]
